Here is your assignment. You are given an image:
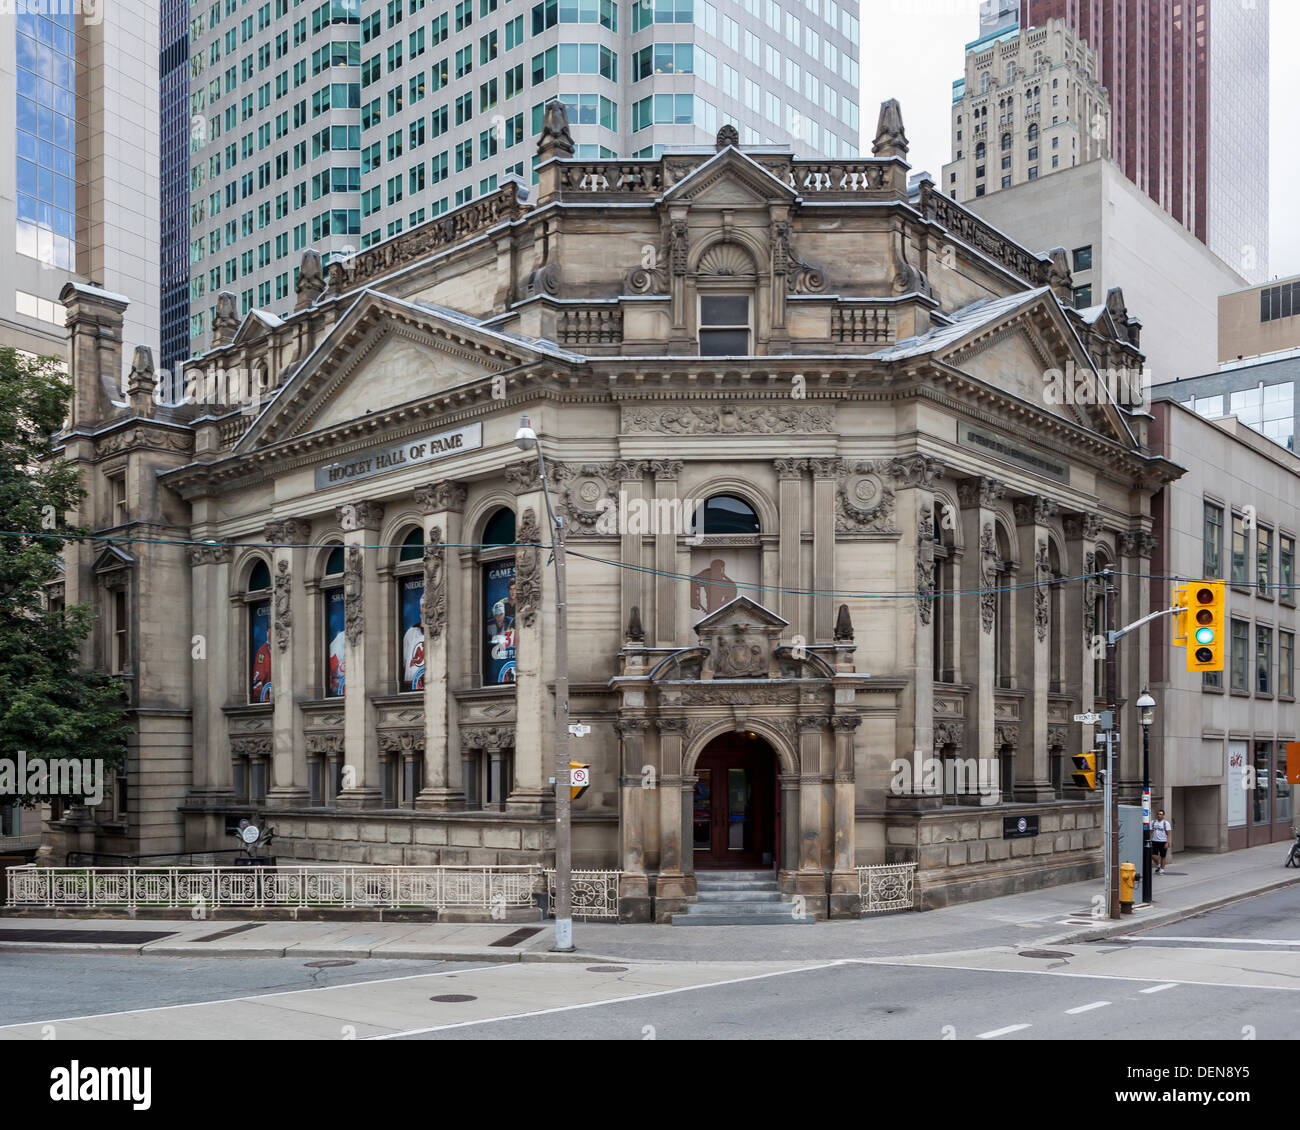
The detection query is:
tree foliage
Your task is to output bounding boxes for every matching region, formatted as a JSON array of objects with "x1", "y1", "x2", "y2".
[{"x1": 0, "y1": 347, "x2": 130, "y2": 804}]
